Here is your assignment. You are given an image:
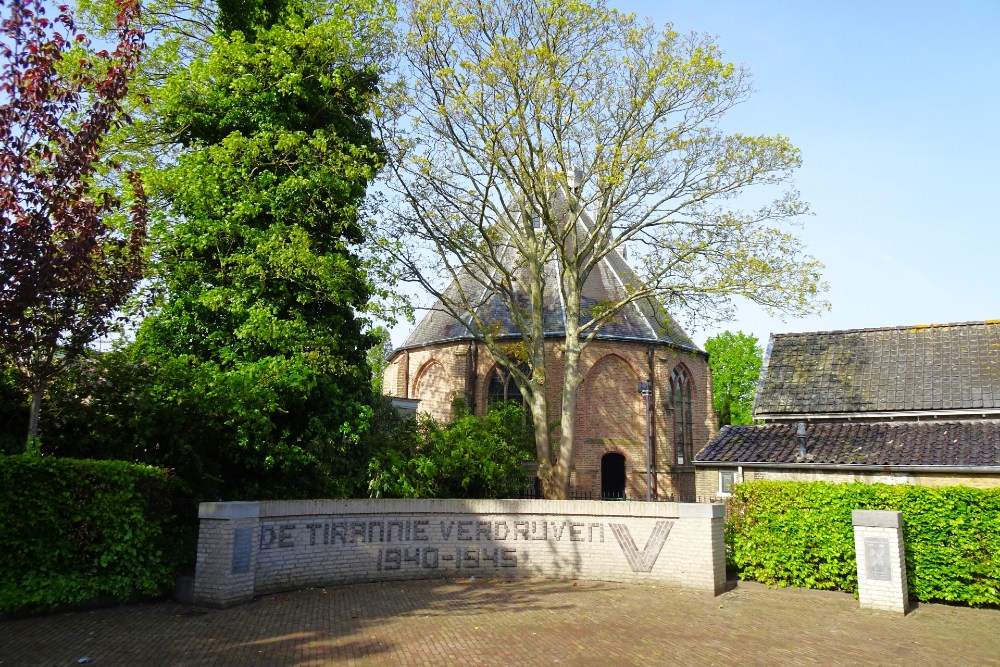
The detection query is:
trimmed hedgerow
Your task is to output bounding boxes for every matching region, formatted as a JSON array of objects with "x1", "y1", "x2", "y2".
[
  {"x1": 0, "y1": 455, "x2": 177, "y2": 613},
  {"x1": 727, "y1": 480, "x2": 1000, "y2": 607}
]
